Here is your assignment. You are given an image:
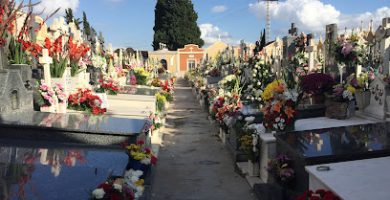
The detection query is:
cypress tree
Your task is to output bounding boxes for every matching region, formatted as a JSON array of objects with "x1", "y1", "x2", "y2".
[
  {"x1": 153, "y1": 0, "x2": 204, "y2": 50},
  {"x1": 260, "y1": 28, "x2": 266, "y2": 50},
  {"x1": 83, "y1": 11, "x2": 92, "y2": 38}
]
